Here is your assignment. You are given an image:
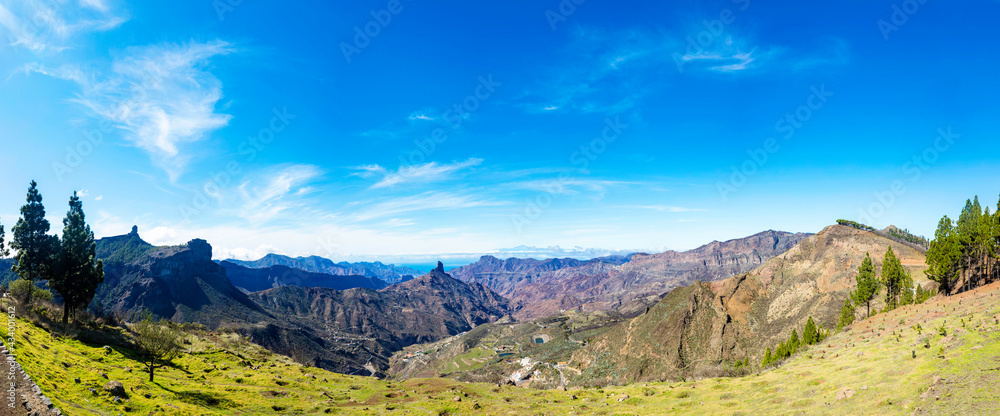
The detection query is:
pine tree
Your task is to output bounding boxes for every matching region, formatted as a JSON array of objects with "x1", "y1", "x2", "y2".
[
  {"x1": 899, "y1": 269, "x2": 915, "y2": 306},
  {"x1": 882, "y1": 246, "x2": 905, "y2": 310},
  {"x1": 788, "y1": 330, "x2": 800, "y2": 352},
  {"x1": 956, "y1": 198, "x2": 983, "y2": 291},
  {"x1": 979, "y1": 205, "x2": 997, "y2": 287},
  {"x1": 837, "y1": 295, "x2": 855, "y2": 331},
  {"x1": 762, "y1": 347, "x2": 772, "y2": 366},
  {"x1": 852, "y1": 253, "x2": 879, "y2": 317},
  {"x1": 10, "y1": 181, "x2": 59, "y2": 305},
  {"x1": 50, "y1": 192, "x2": 105, "y2": 325},
  {"x1": 0, "y1": 216, "x2": 8, "y2": 258},
  {"x1": 926, "y1": 216, "x2": 961, "y2": 293},
  {"x1": 803, "y1": 317, "x2": 818, "y2": 345}
]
